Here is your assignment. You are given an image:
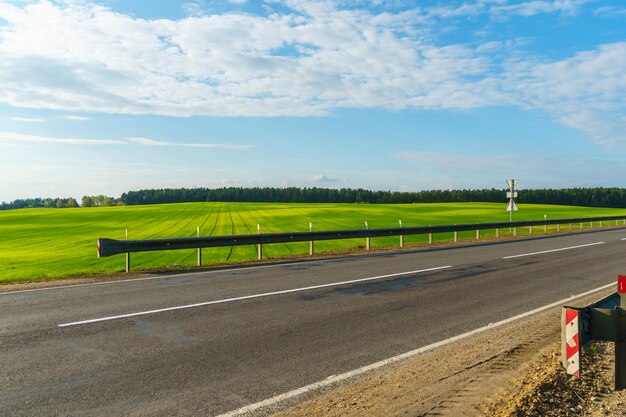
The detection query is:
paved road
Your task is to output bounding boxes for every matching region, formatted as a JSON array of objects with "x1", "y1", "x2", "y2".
[{"x1": 1, "y1": 228, "x2": 625, "y2": 416}]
